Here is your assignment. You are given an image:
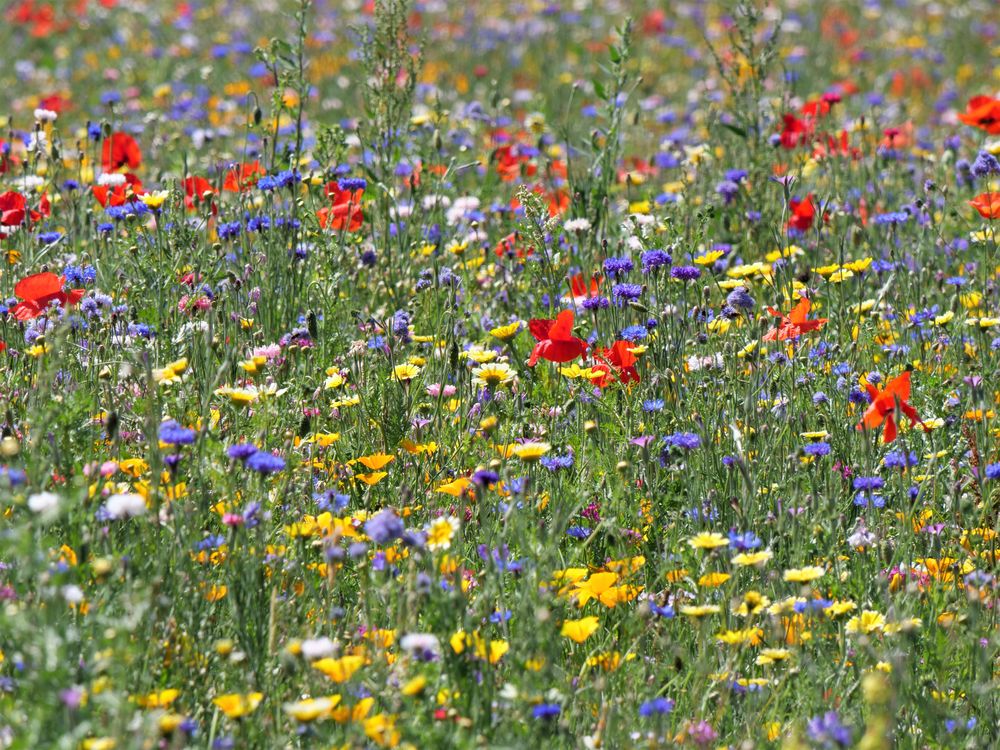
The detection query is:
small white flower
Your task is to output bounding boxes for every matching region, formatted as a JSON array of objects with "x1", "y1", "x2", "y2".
[
  {"x1": 97, "y1": 172, "x2": 127, "y2": 187},
  {"x1": 25, "y1": 132, "x2": 47, "y2": 153},
  {"x1": 300, "y1": 636, "x2": 337, "y2": 660},
  {"x1": 105, "y1": 493, "x2": 146, "y2": 519},
  {"x1": 563, "y1": 218, "x2": 591, "y2": 233},
  {"x1": 27, "y1": 492, "x2": 60, "y2": 515},
  {"x1": 399, "y1": 633, "x2": 440, "y2": 656},
  {"x1": 61, "y1": 585, "x2": 84, "y2": 604},
  {"x1": 33, "y1": 108, "x2": 58, "y2": 122}
]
